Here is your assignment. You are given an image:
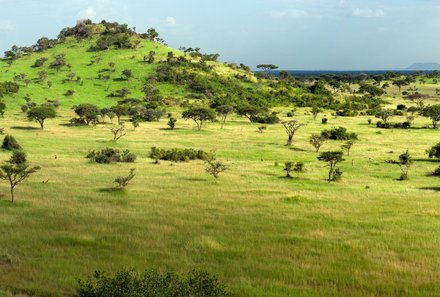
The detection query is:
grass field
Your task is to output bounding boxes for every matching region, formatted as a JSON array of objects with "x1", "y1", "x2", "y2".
[
  {"x1": 1, "y1": 34, "x2": 440, "y2": 297},
  {"x1": 0, "y1": 106, "x2": 438, "y2": 297}
]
